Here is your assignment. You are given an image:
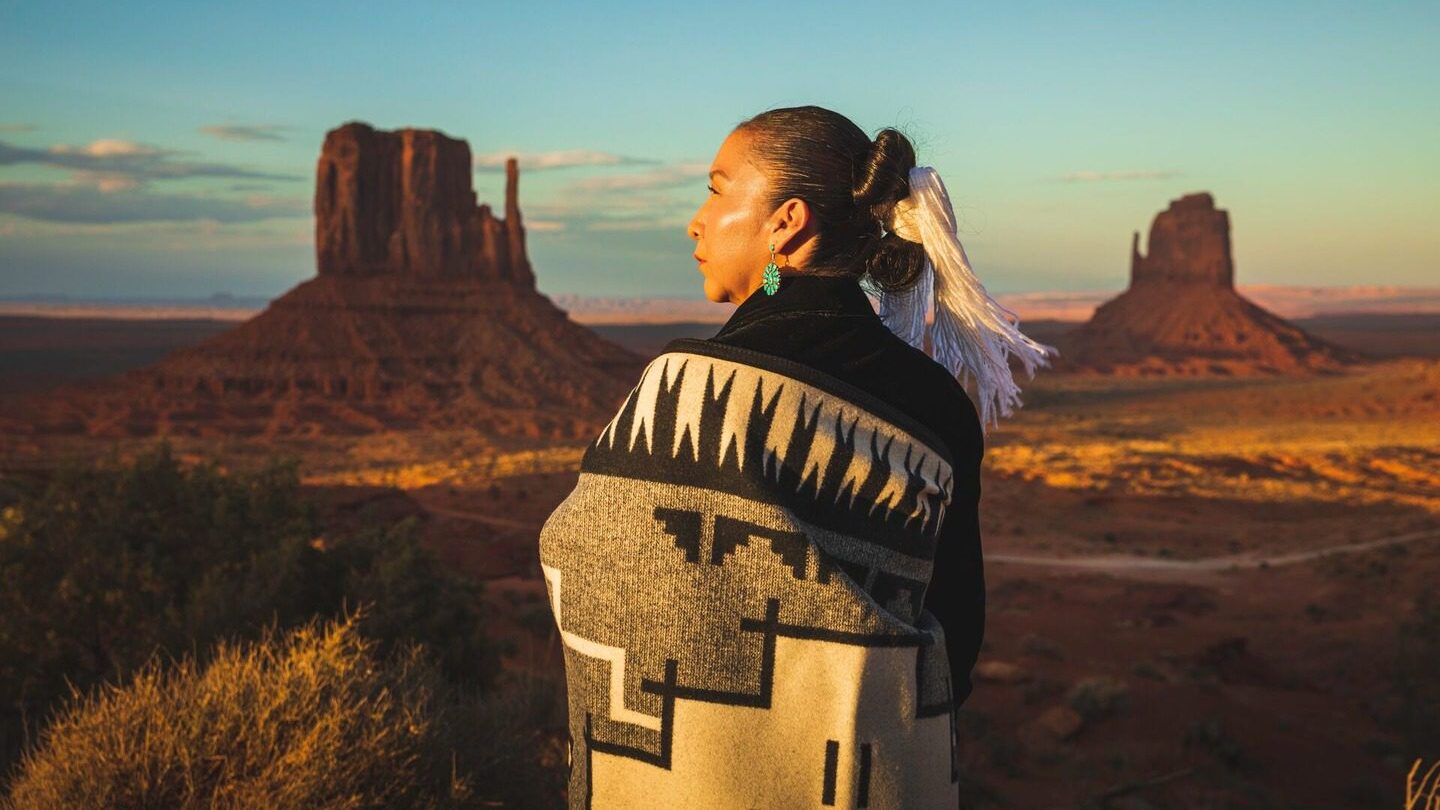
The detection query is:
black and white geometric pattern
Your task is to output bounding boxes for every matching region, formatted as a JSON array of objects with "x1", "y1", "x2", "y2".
[{"x1": 539, "y1": 339, "x2": 962, "y2": 809}]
